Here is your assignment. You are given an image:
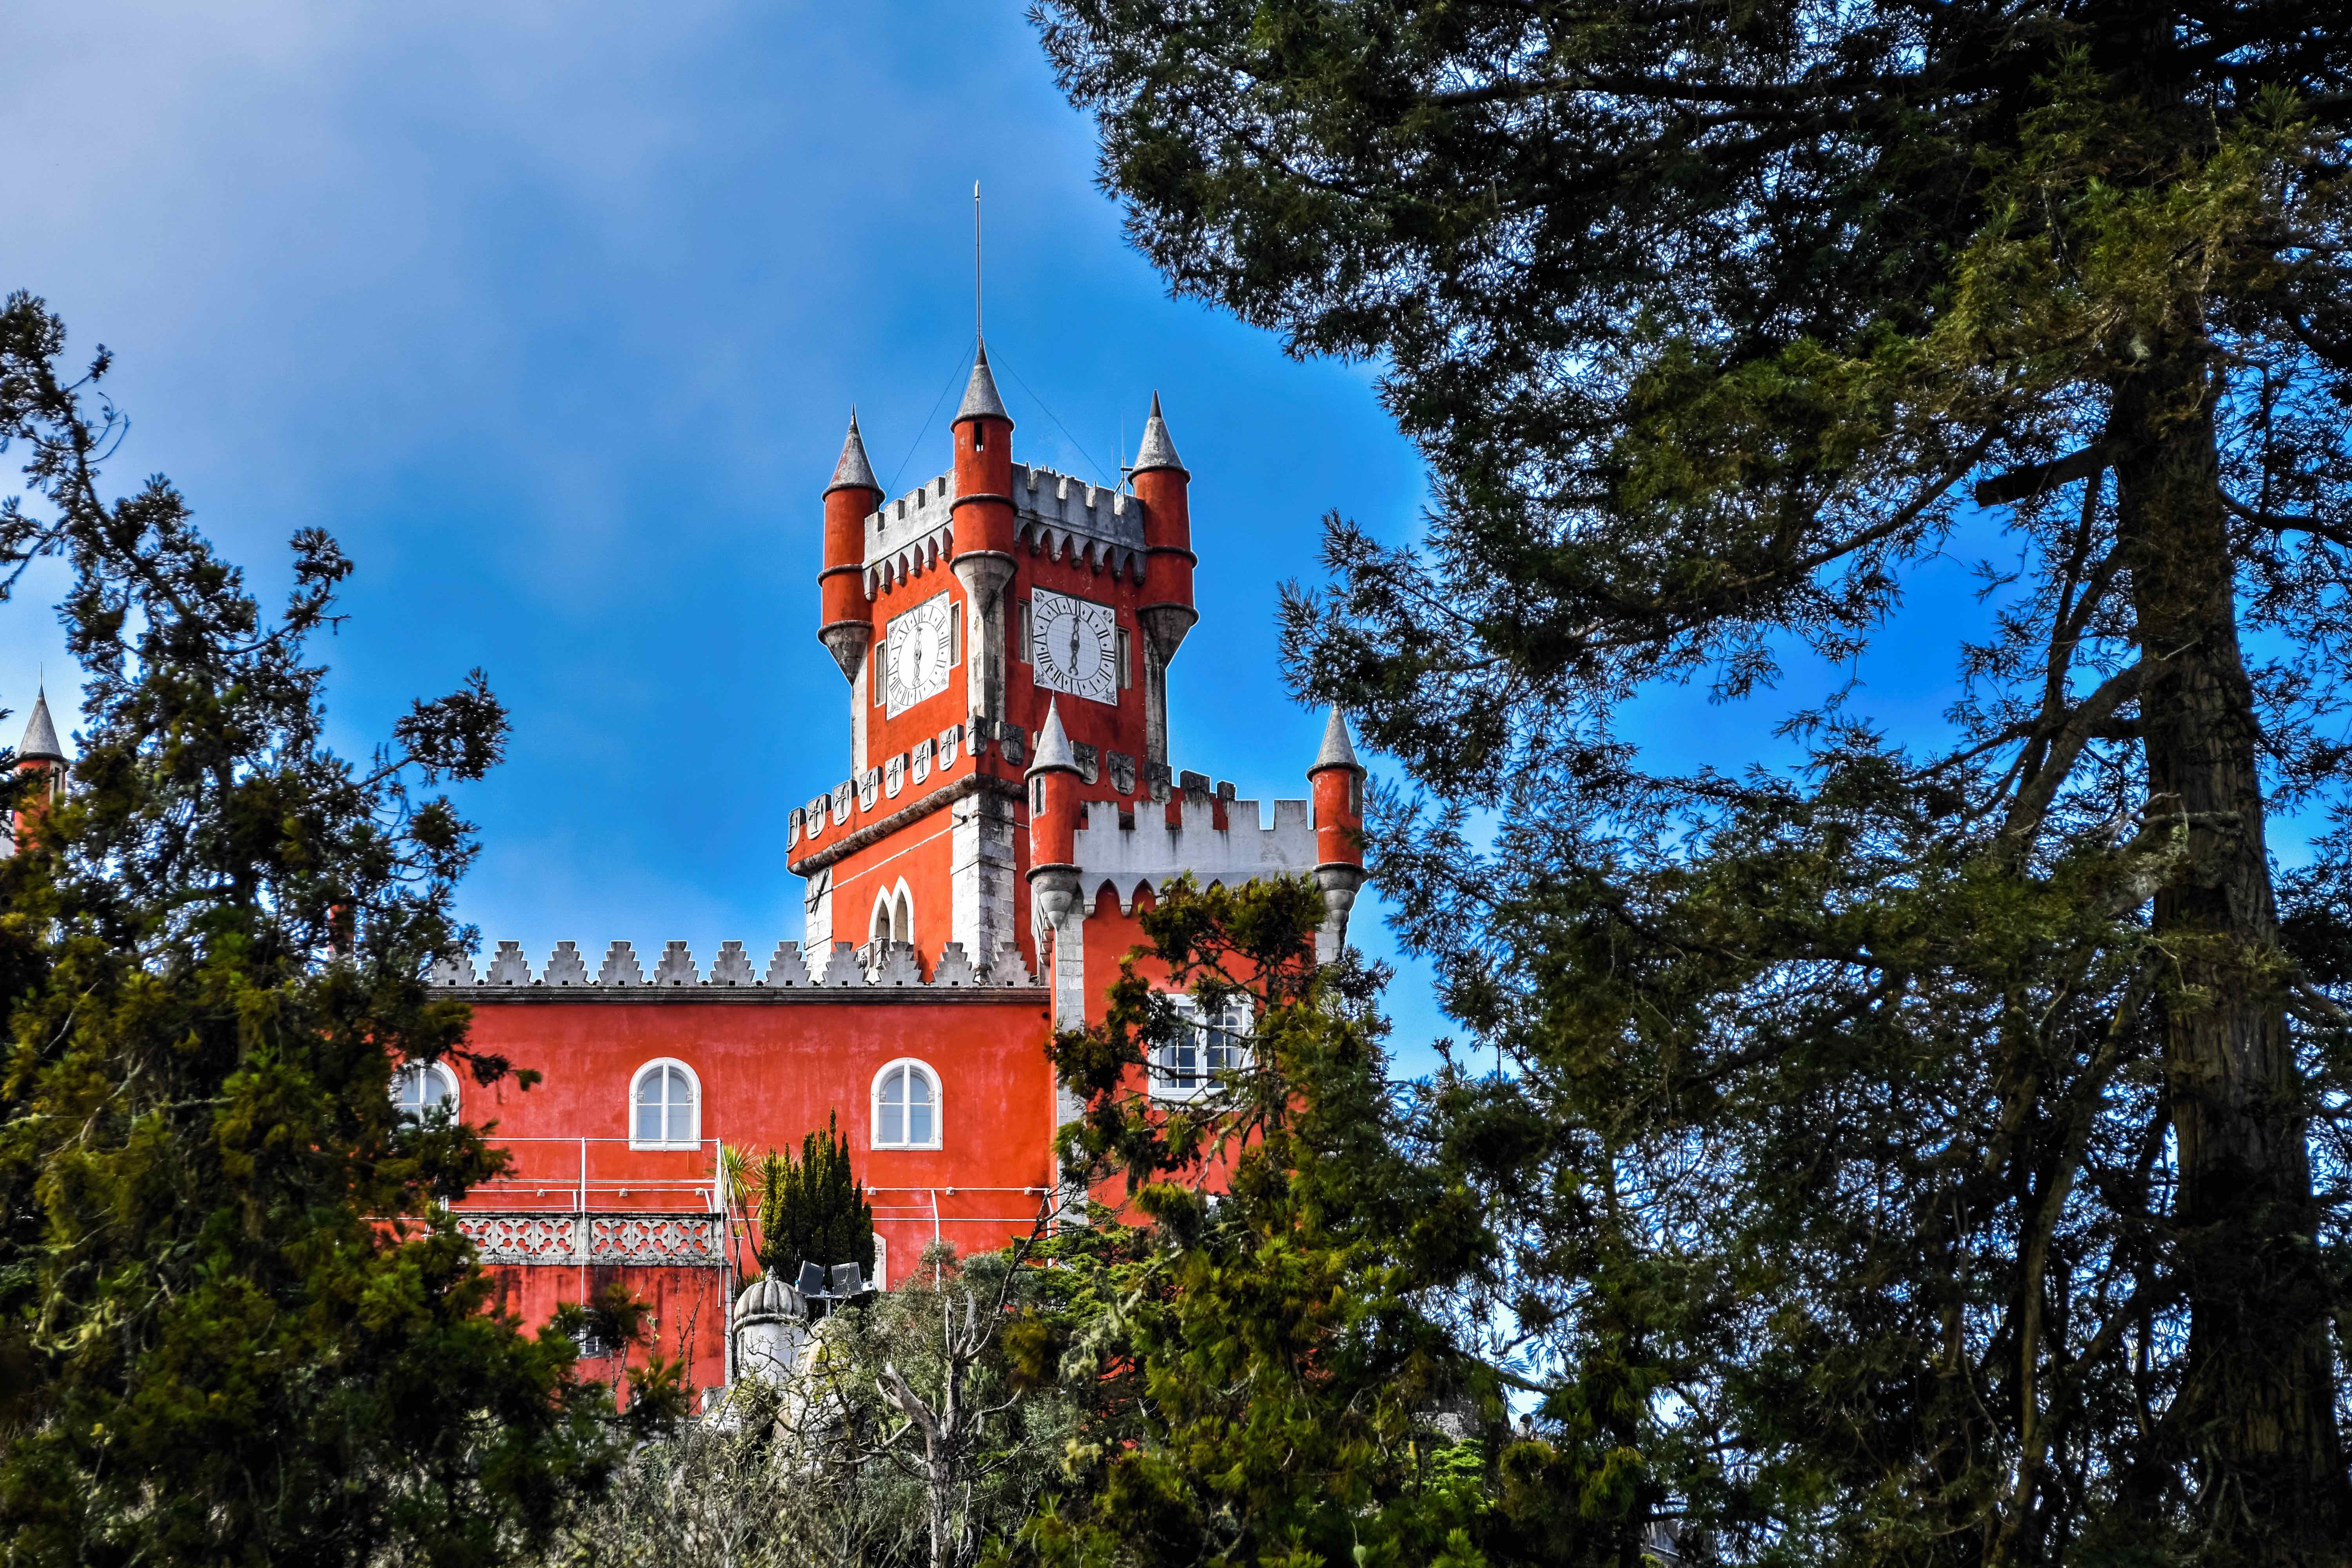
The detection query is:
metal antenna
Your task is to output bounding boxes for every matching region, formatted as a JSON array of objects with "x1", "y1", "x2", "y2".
[{"x1": 974, "y1": 181, "x2": 983, "y2": 342}]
